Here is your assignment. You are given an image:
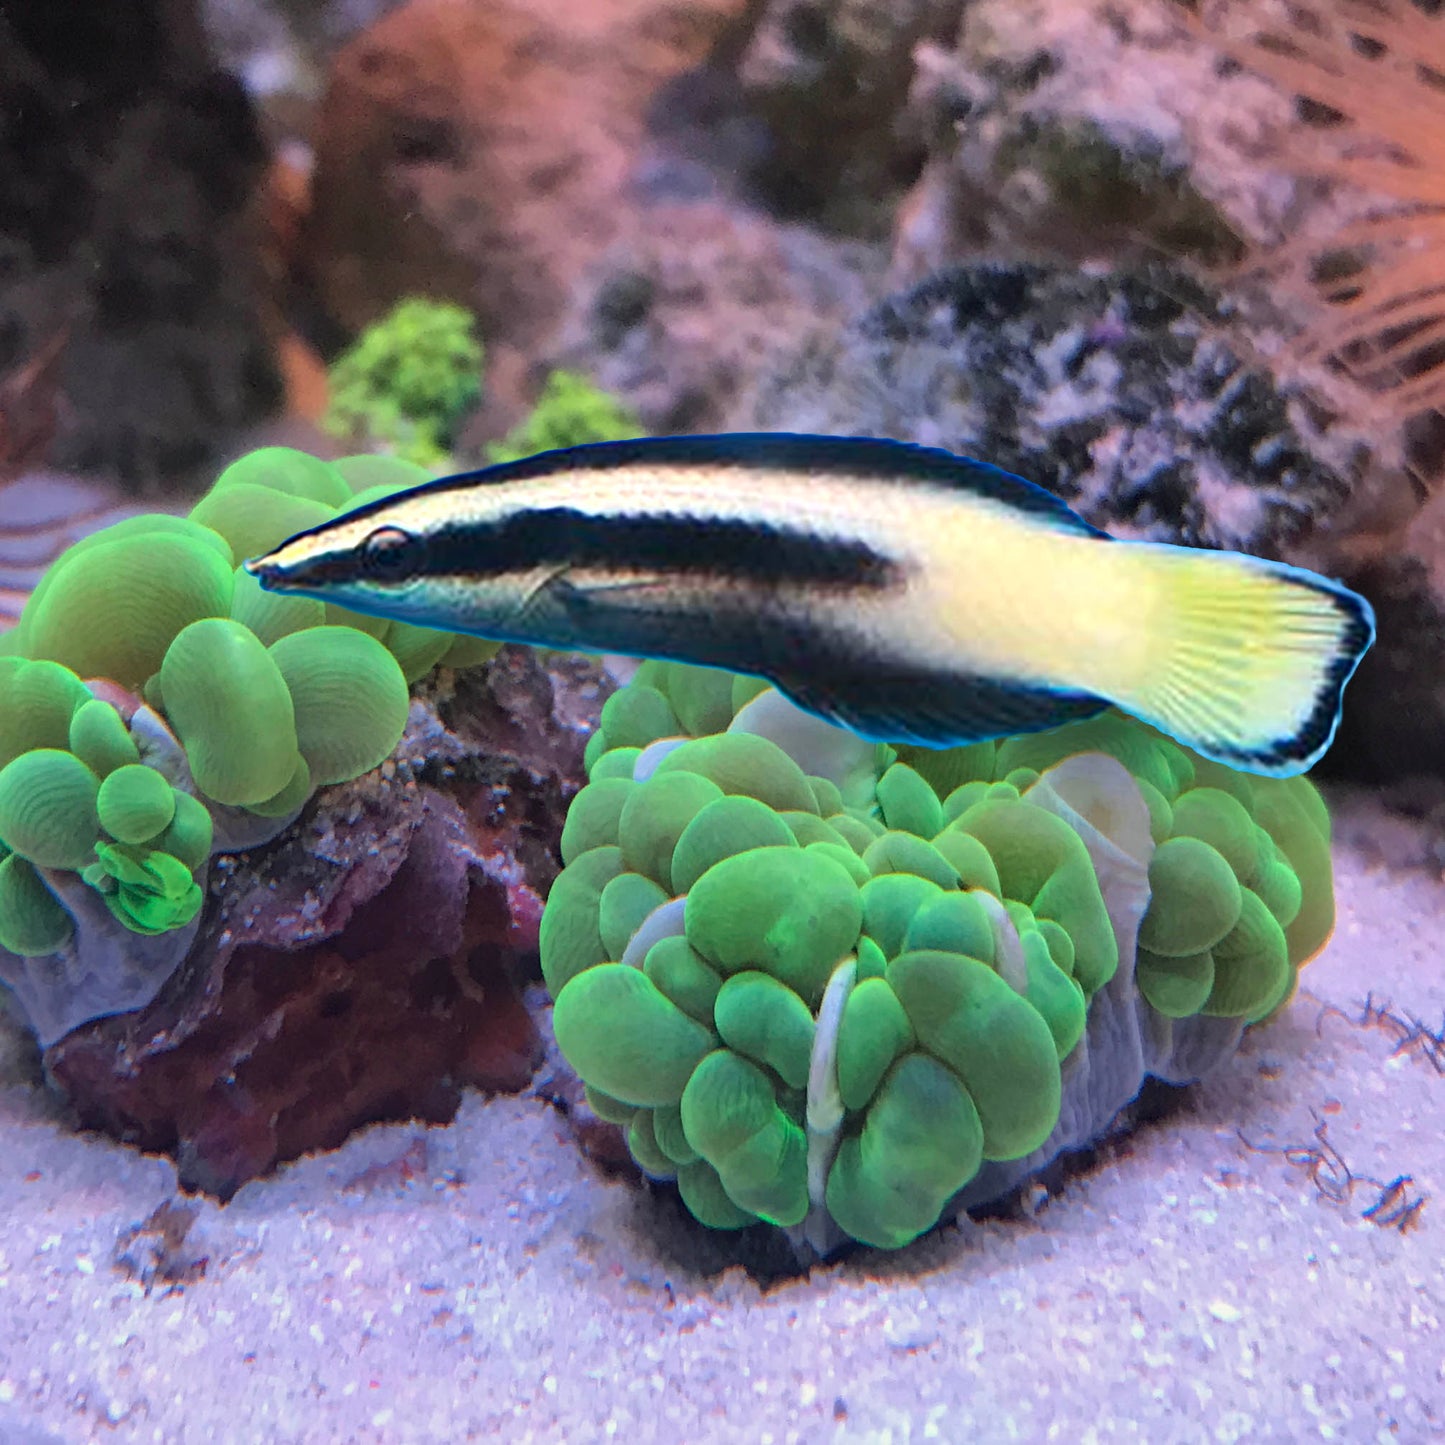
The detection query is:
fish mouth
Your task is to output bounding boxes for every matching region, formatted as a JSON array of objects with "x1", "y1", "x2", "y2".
[
  {"x1": 241, "y1": 551, "x2": 301, "y2": 591},
  {"x1": 241, "y1": 553, "x2": 281, "y2": 586},
  {"x1": 242, "y1": 540, "x2": 343, "y2": 593}
]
